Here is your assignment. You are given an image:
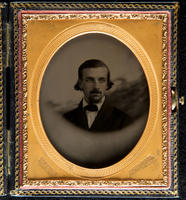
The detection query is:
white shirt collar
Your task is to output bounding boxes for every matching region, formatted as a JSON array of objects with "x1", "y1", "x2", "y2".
[{"x1": 83, "y1": 96, "x2": 105, "y2": 111}]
